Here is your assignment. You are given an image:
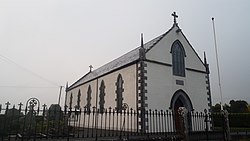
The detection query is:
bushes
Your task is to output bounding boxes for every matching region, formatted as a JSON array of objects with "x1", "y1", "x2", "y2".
[
  {"x1": 212, "y1": 113, "x2": 250, "y2": 128},
  {"x1": 228, "y1": 113, "x2": 250, "y2": 128}
]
